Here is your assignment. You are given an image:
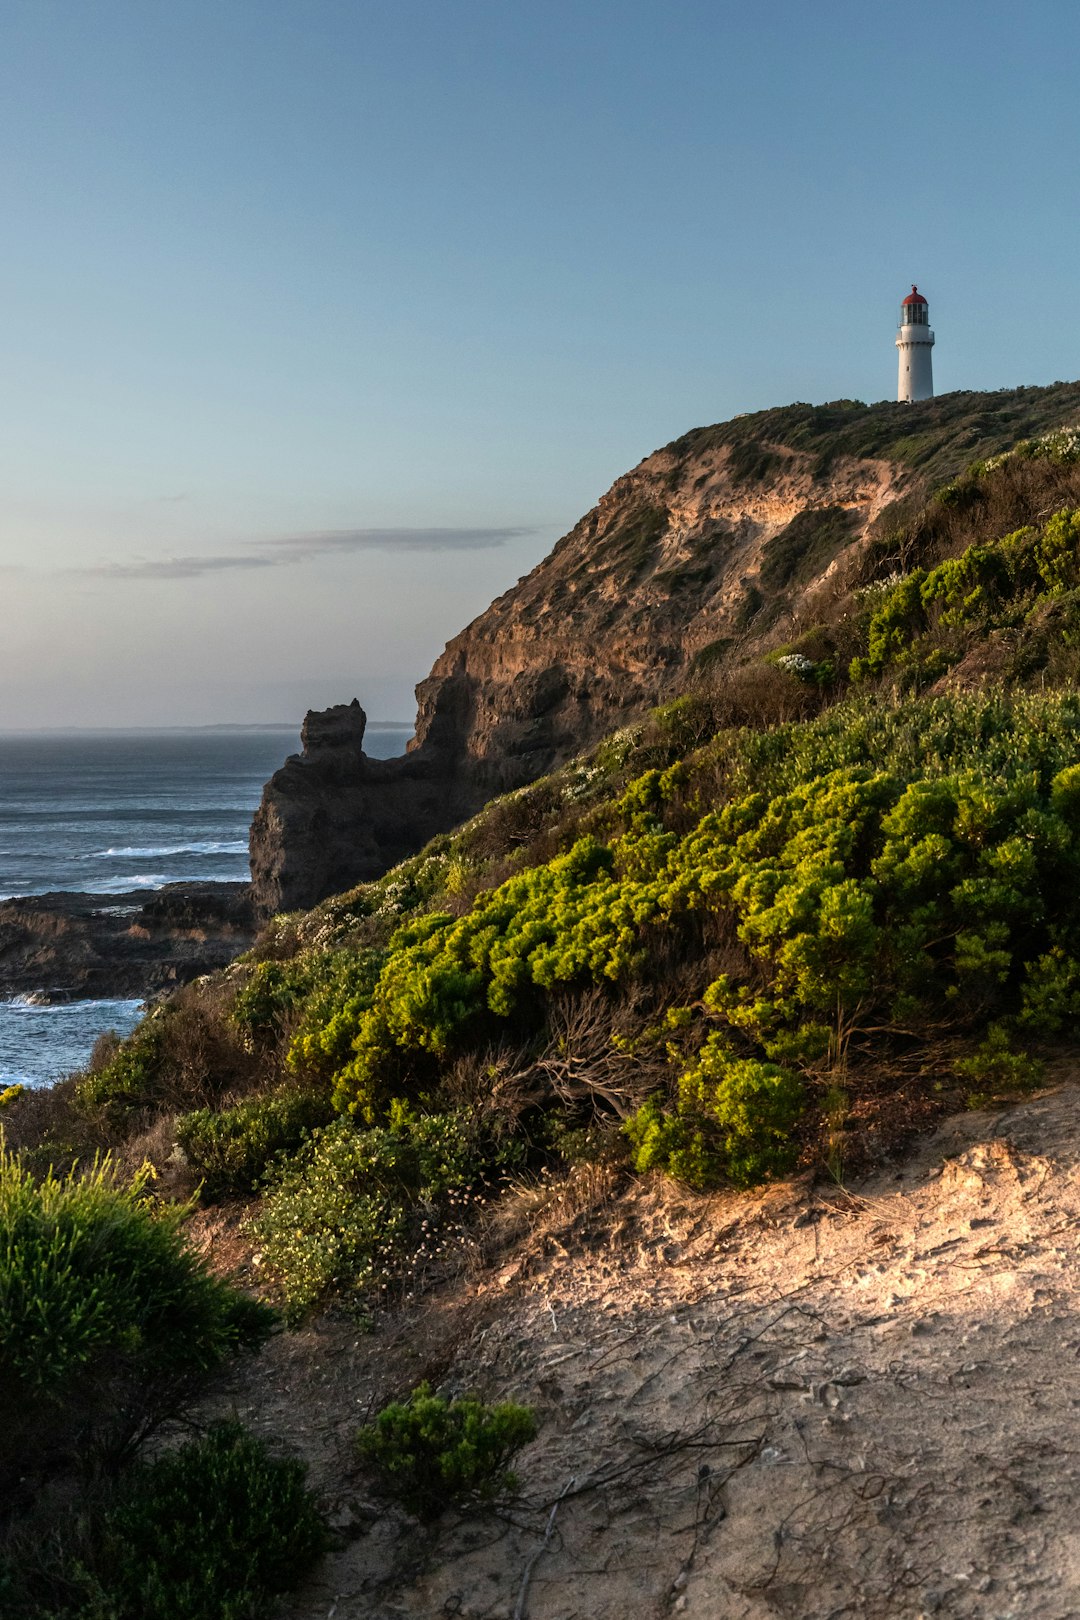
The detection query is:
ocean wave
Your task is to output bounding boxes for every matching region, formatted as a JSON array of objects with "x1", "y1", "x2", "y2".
[
  {"x1": 89, "y1": 840, "x2": 249, "y2": 859},
  {"x1": 78, "y1": 872, "x2": 175, "y2": 893},
  {"x1": 4, "y1": 994, "x2": 145, "y2": 1014},
  {"x1": 0, "y1": 996, "x2": 145, "y2": 1087}
]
